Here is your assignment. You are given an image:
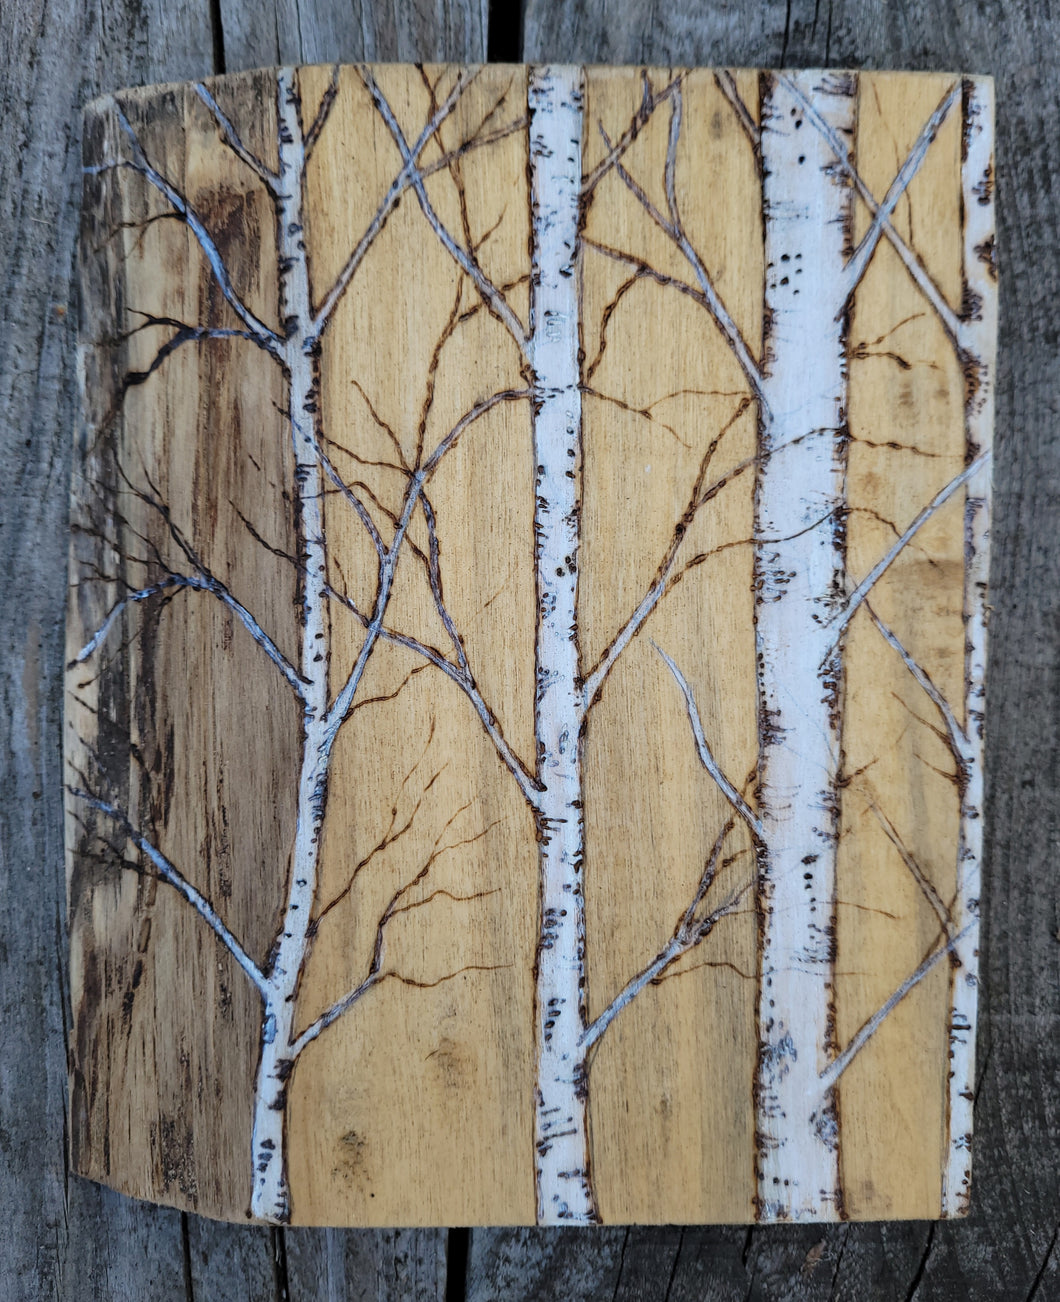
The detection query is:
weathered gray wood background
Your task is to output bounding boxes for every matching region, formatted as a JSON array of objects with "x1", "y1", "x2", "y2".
[{"x1": 2, "y1": 0, "x2": 1056, "y2": 1296}]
